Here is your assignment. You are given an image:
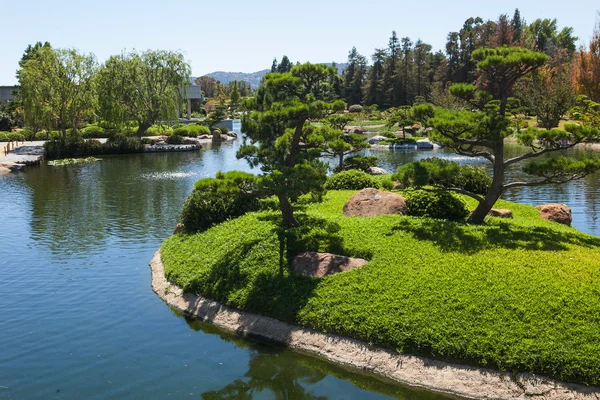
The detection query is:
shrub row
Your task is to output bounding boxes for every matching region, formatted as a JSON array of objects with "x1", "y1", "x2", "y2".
[{"x1": 44, "y1": 134, "x2": 144, "y2": 159}]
